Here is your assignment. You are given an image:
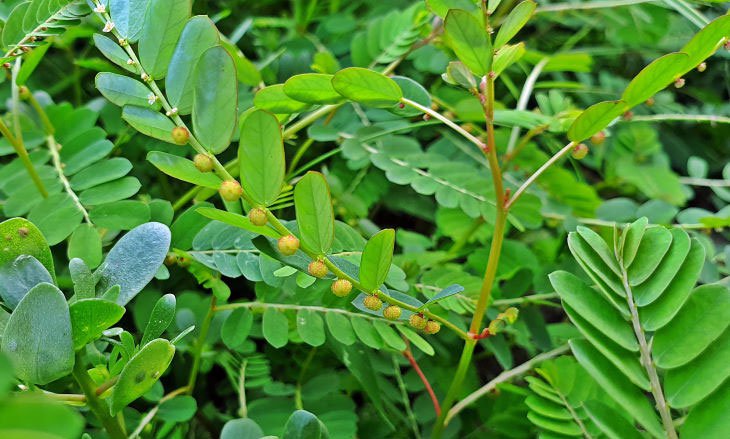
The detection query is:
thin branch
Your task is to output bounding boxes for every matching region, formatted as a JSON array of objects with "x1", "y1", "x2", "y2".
[
  {"x1": 506, "y1": 142, "x2": 575, "y2": 209},
  {"x1": 47, "y1": 135, "x2": 92, "y2": 224},
  {"x1": 679, "y1": 176, "x2": 730, "y2": 187},
  {"x1": 625, "y1": 114, "x2": 730, "y2": 124},
  {"x1": 392, "y1": 354, "x2": 422, "y2": 439},
  {"x1": 0, "y1": 118, "x2": 49, "y2": 198},
  {"x1": 492, "y1": 293, "x2": 560, "y2": 306},
  {"x1": 445, "y1": 345, "x2": 570, "y2": 424},
  {"x1": 403, "y1": 345, "x2": 441, "y2": 417},
  {"x1": 400, "y1": 97, "x2": 487, "y2": 151},
  {"x1": 506, "y1": 58, "x2": 549, "y2": 157},
  {"x1": 542, "y1": 212, "x2": 708, "y2": 230},
  {"x1": 536, "y1": 0, "x2": 657, "y2": 14}
]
